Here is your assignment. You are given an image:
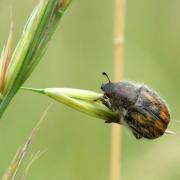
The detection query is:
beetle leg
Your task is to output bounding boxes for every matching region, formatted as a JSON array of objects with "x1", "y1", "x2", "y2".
[
  {"x1": 103, "y1": 100, "x2": 111, "y2": 109},
  {"x1": 100, "y1": 96, "x2": 112, "y2": 109}
]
